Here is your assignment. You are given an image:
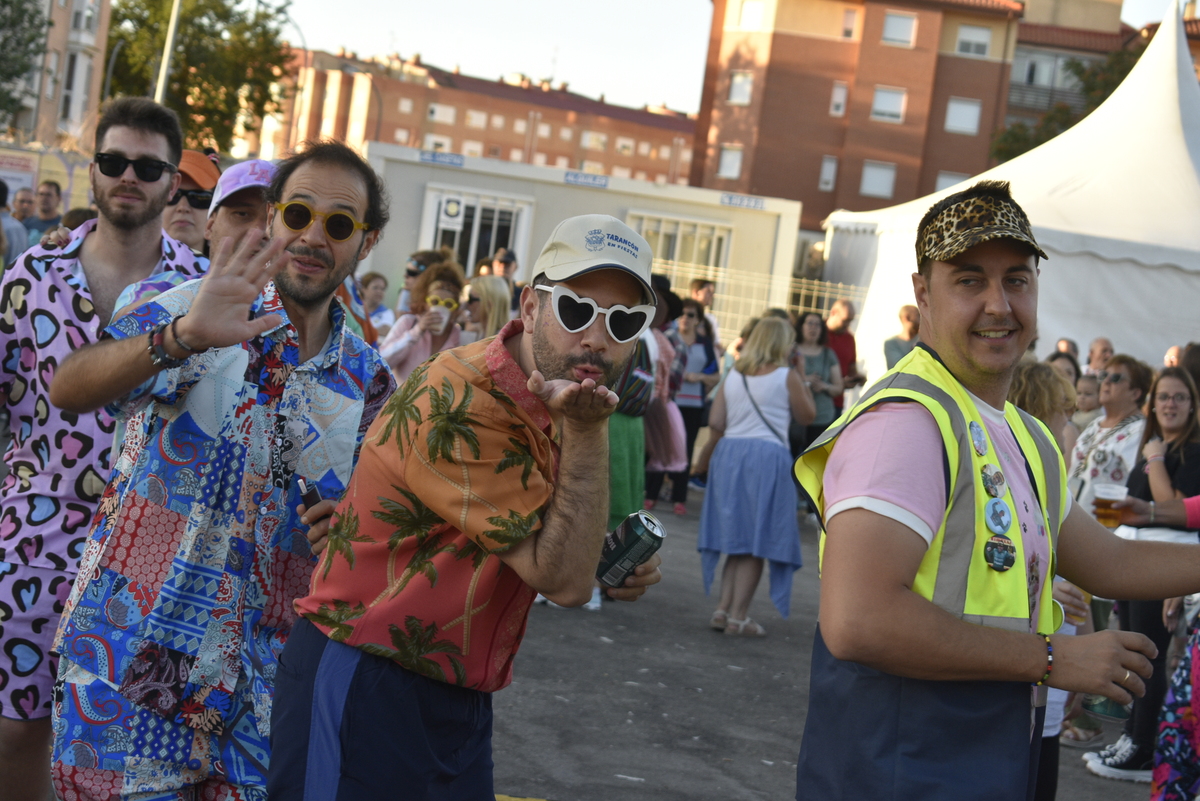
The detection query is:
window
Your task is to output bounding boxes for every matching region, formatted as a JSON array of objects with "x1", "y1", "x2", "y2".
[
  {"x1": 398, "y1": 98, "x2": 413, "y2": 113},
  {"x1": 638, "y1": 141, "x2": 651, "y2": 156},
  {"x1": 532, "y1": 152, "x2": 547, "y2": 166},
  {"x1": 419, "y1": 187, "x2": 532, "y2": 279},
  {"x1": 739, "y1": 0, "x2": 764, "y2": 29},
  {"x1": 870, "y1": 87, "x2": 906, "y2": 122},
  {"x1": 717, "y1": 146, "x2": 743, "y2": 179},
  {"x1": 728, "y1": 71, "x2": 753, "y2": 105},
  {"x1": 819, "y1": 156, "x2": 838, "y2": 192},
  {"x1": 72, "y1": 9, "x2": 82, "y2": 28},
  {"x1": 842, "y1": 8, "x2": 857, "y2": 38},
  {"x1": 581, "y1": 130, "x2": 607, "y2": 151},
  {"x1": 466, "y1": 109, "x2": 487, "y2": 129},
  {"x1": 581, "y1": 160, "x2": 605, "y2": 174},
  {"x1": 936, "y1": 171, "x2": 970, "y2": 191},
  {"x1": 659, "y1": 145, "x2": 672, "y2": 161},
  {"x1": 509, "y1": 148, "x2": 524, "y2": 161},
  {"x1": 488, "y1": 144, "x2": 502, "y2": 158},
  {"x1": 829, "y1": 81, "x2": 848, "y2": 117},
  {"x1": 491, "y1": 114, "x2": 505, "y2": 128},
  {"x1": 45, "y1": 52, "x2": 59, "y2": 99},
  {"x1": 681, "y1": 148, "x2": 692, "y2": 162},
  {"x1": 537, "y1": 122, "x2": 551, "y2": 138},
  {"x1": 956, "y1": 25, "x2": 991, "y2": 57},
  {"x1": 634, "y1": 170, "x2": 647, "y2": 180},
  {"x1": 560, "y1": 127, "x2": 572, "y2": 141},
  {"x1": 555, "y1": 155, "x2": 569, "y2": 168},
  {"x1": 394, "y1": 128, "x2": 410, "y2": 144},
  {"x1": 462, "y1": 140, "x2": 484, "y2": 157},
  {"x1": 860, "y1": 160, "x2": 897, "y2": 198},
  {"x1": 611, "y1": 165, "x2": 632, "y2": 178},
  {"x1": 428, "y1": 103, "x2": 456, "y2": 124},
  {"x1": 615, "y1": 137, "x2": 635, "y2": 156},
  {"x1": 882, "y1": 12, "x2": 916, "y2": 46},
  {"x1": 945, "y1": 97, "x2": 982, "y2": 135},
  {"x1": 513, "y1": 118, "x2": 527, "y2": 134},
  {"x1": 424, "y1": 133, "x2": 452, "y2": 151},
  {"x1": 627, "y1": 214, "x2": 733, "y2": 269},
  {"x1": 81, "y1": 60, "x2": 93, "y2": 111},
  {"x1": 61, "y1": 52, "x2": 77, "y2": 121}
]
